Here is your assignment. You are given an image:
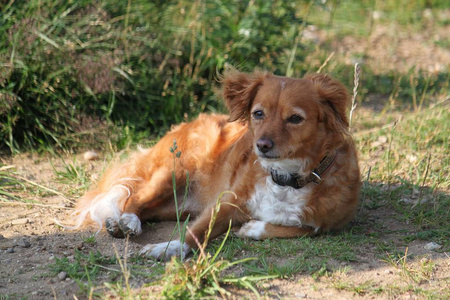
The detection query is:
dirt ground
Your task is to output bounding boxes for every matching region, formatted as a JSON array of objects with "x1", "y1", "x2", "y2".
[
  {"x1": 1, "y1": 21, "x2": 449, "y2": 299},
  {"x1": 0, "y1": 153, "x2": 448, "y2": 299}
]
